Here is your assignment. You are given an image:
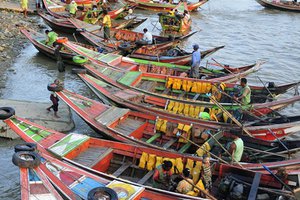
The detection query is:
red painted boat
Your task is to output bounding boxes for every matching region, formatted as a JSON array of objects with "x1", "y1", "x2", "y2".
[
  {"x1": 39, "y1": 12, "x2": 145, "y2": 33},
  {"x1": 21, "y1": 28, "x2": 119, "y2": 65},
  {"x1": 129, "y1": 46, "x2": 226, "y2": 66},
  {"x1": 126, "y1": 0, "x2": 208, "y2": 12},
  {"x1": 6, "y1": 115, "x2": 299, "y2": 199},
  {"x1": 78, "y1": 73, "x2": 300, "y2": 133},
  {"x1": 42, "y1": 0, "x2": 132, "y2": 20},
  {"x1": 68, "y1": 17, "x2": 194, "y2": 49},
  {"x1": 18, "y1": 167, "x2": 66, "y2": 200}
]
